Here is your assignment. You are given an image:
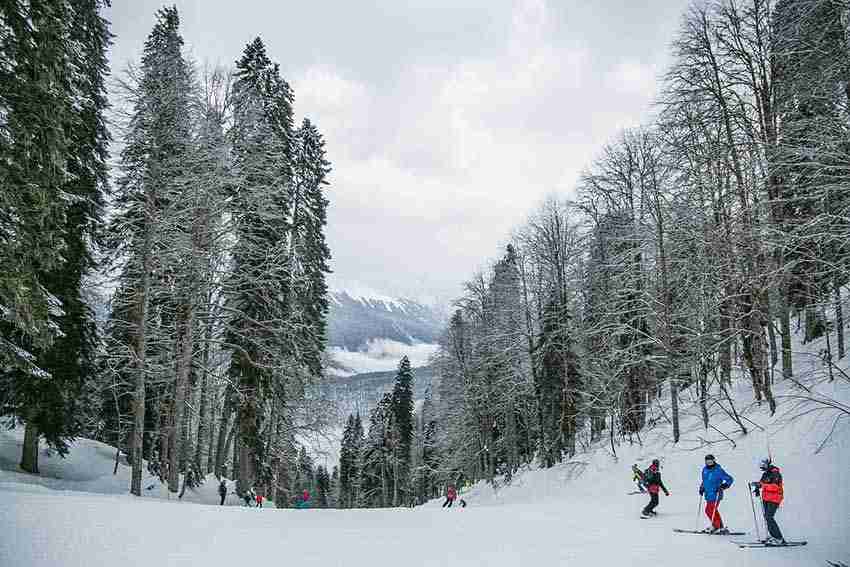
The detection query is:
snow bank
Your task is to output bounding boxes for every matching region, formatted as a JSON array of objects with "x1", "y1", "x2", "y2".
[{"x1": 0, "y1": 428, "x2": 252, "y2": 507}]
